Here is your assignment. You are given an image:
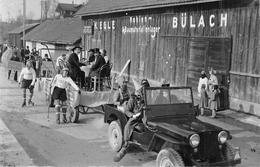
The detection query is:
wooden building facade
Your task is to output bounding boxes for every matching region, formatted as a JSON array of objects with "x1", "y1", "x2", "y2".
[
  {"x1": 77, "y1": 0, "x2": 260, "y2": 116},
  {"x1": 8, "y1": 23, "x2": 39, "y2": 49}
]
